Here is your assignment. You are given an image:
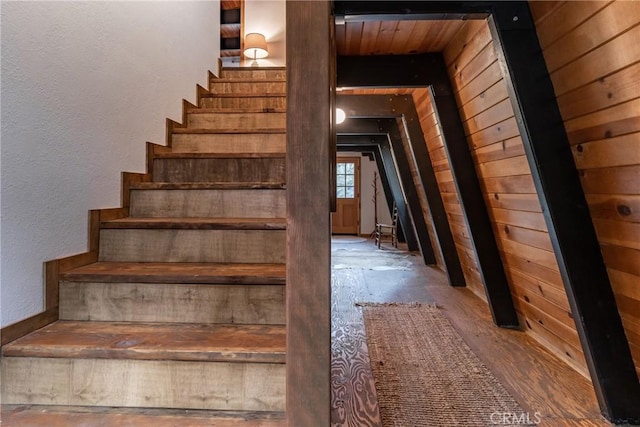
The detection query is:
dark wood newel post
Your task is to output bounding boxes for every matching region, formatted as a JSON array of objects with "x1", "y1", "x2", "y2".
[{"x1": 286, "y1": 1, "x2": 332, "y2": 425}]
